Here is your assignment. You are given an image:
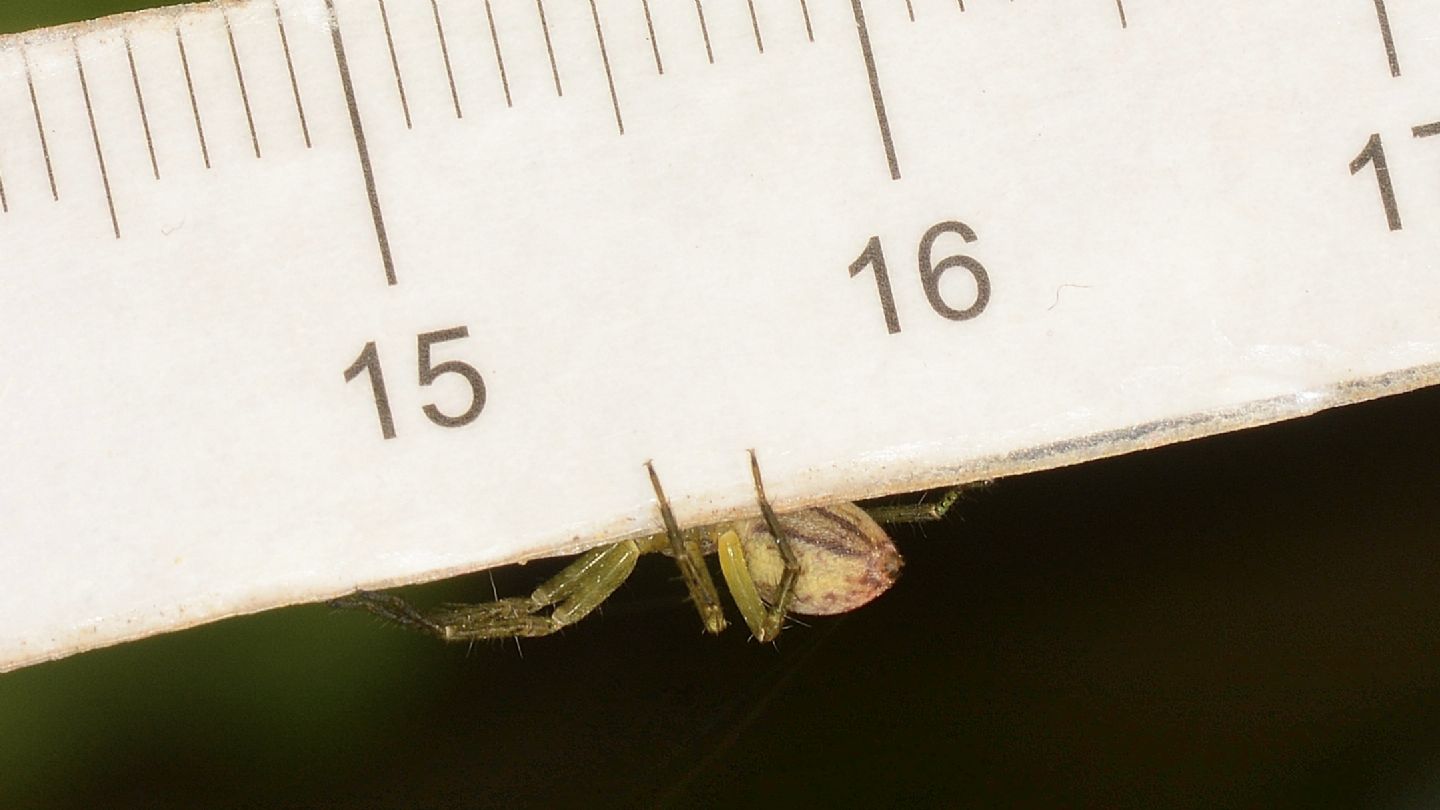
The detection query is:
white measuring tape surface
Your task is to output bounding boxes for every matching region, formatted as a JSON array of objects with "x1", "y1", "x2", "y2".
[{"x1": 1, "y1": 1, "x2": 1437, "y2": 671}]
